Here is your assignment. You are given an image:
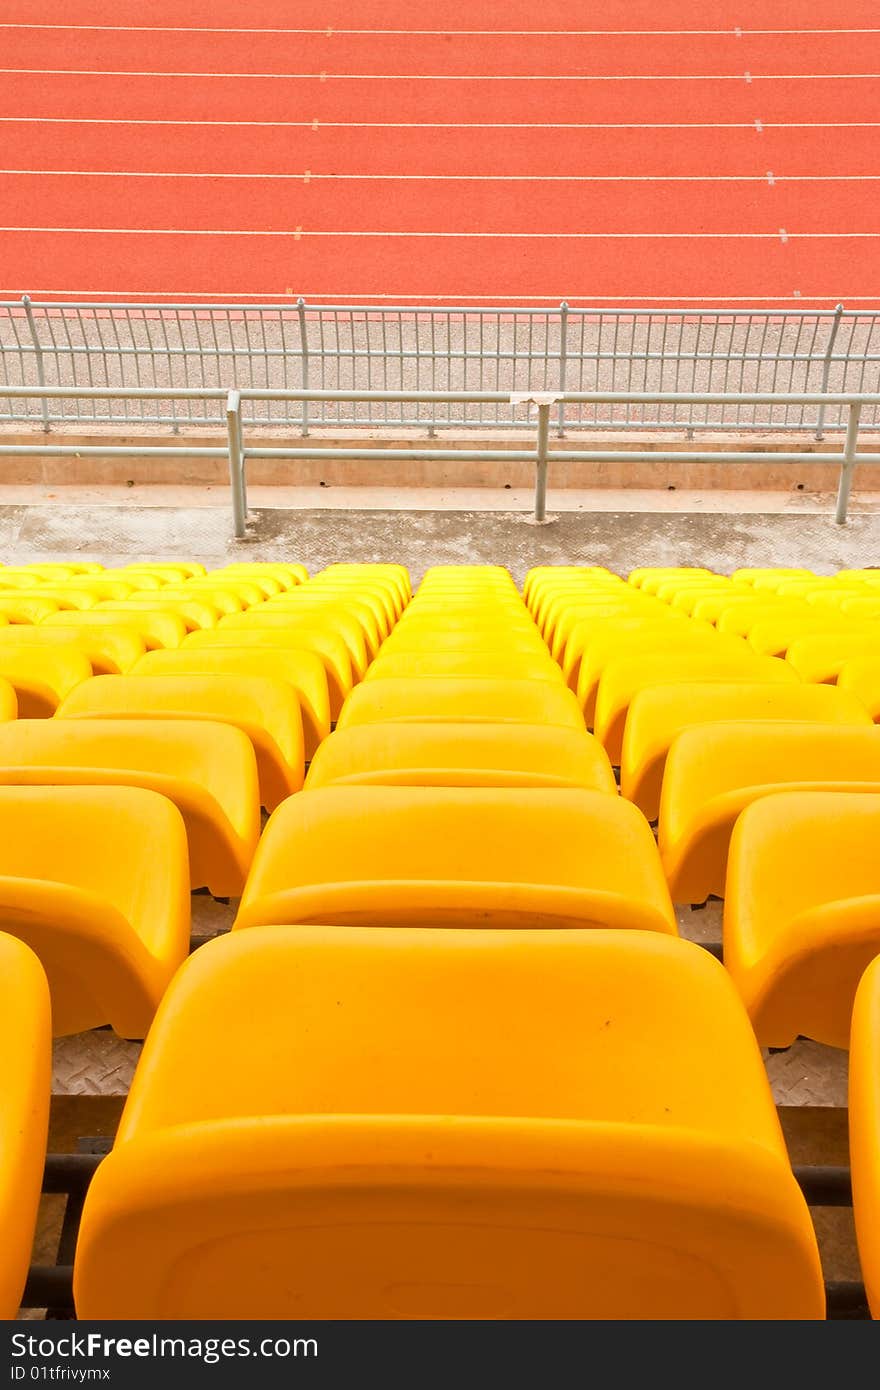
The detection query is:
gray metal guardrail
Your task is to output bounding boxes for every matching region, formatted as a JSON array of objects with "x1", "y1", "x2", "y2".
[
  {"x1": 0, "y1": 385, "x2": 878, "y2": 536},
  {"x1": 2, "y1": 298, "x2": 879, "y2": 438}
]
